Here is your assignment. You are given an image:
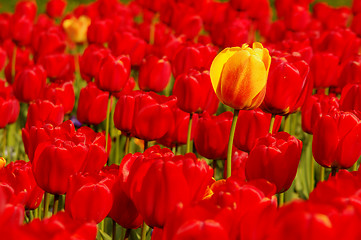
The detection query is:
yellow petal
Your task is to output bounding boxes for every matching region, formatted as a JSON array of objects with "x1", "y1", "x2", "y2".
[{"x1": 210, "y1": 47, "x2": 241, "y2": 94}]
